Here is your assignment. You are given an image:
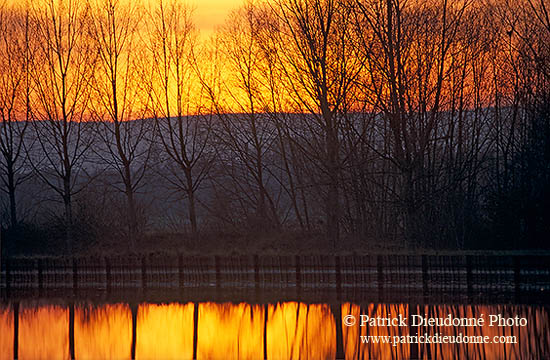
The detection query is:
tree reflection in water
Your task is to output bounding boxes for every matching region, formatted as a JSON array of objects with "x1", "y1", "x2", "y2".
[{"x1": 0, "y1": 302, "x2": 548, "y2": 359}]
